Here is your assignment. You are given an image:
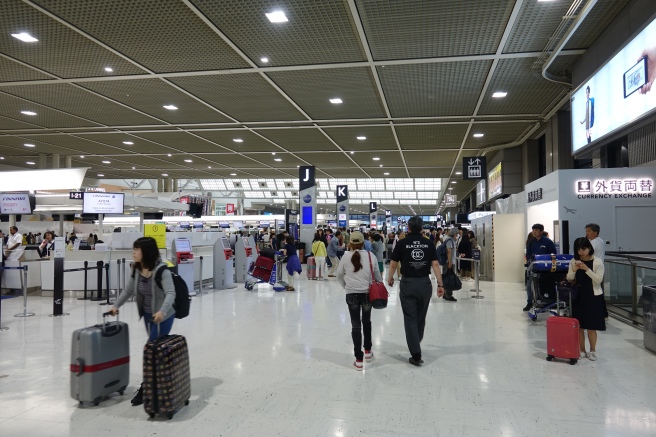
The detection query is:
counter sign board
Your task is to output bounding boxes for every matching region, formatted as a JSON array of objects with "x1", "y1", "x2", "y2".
[
  {"x1": 0, "y1": 193, "x2": 32, "y2": 214},
  {"x1": 463, "y1": 157, "x2": 486, "y2": 180},
  {"x1": 83, "y1": 192, "x2": 124, "y2": 214},
  {"x1": 144, "y1": 224, "x2": 167, "y2": 248}
]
